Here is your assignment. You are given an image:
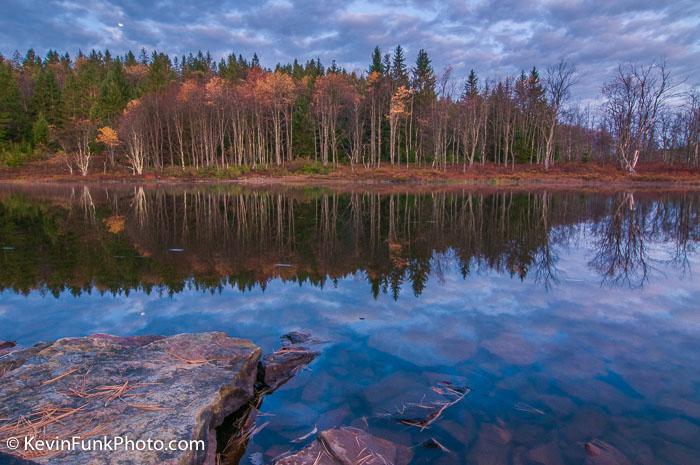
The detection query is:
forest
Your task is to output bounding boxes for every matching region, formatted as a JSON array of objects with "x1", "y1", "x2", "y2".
[{"x1": 0, "y1": 46, "x2": 698, "y2": 176}]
